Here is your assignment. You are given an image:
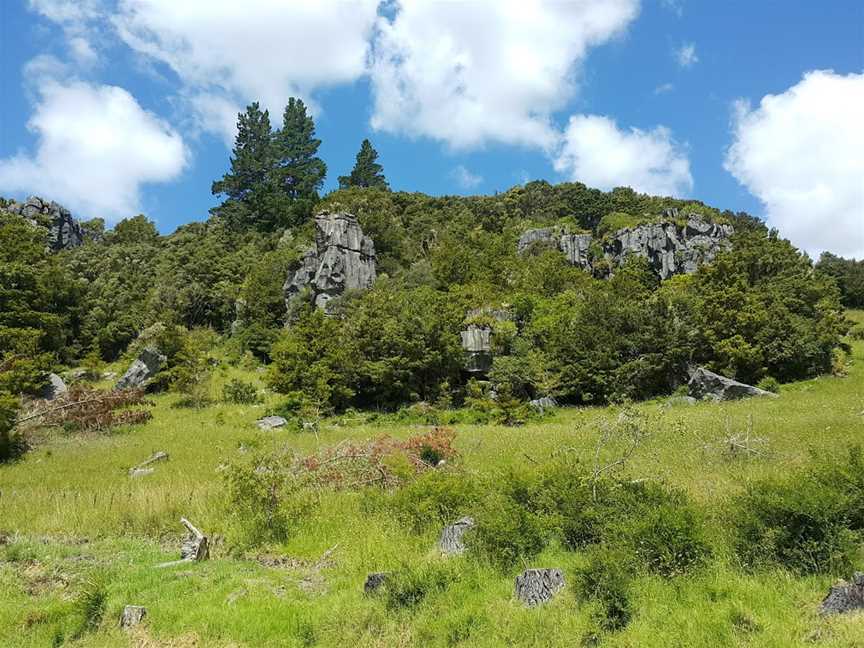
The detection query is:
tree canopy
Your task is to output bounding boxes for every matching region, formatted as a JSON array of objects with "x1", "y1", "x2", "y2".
[{"x1": 339, "y1": 139, "x2": 388, "y2": 190}]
